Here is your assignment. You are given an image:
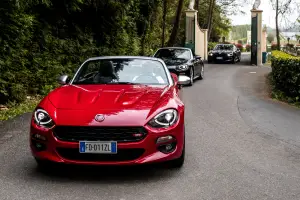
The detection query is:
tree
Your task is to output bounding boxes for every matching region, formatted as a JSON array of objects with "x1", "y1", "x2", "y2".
[
  {"x1": 167, "y1": 0, "x2": 185, "y2": 46},
  {"x1": 161, "y1": 0, "x2": 168, "y2": 47},
  {"x1": 267, "y1": 33, "x2": 275, "y2": 44},
  {"x1": 270, "y1": 0, "x2": 293, "y2": 50}
]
